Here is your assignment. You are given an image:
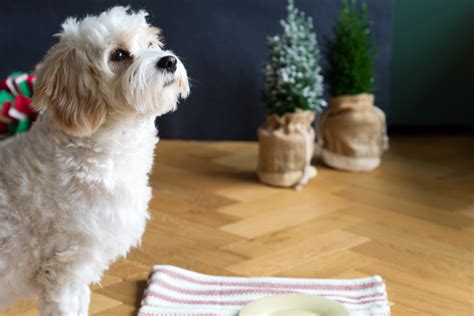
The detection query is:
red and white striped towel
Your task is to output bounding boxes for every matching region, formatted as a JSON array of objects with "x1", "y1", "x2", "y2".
[{"x1": 138, "y1": 265, "x2": 390, "y2": 316}]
